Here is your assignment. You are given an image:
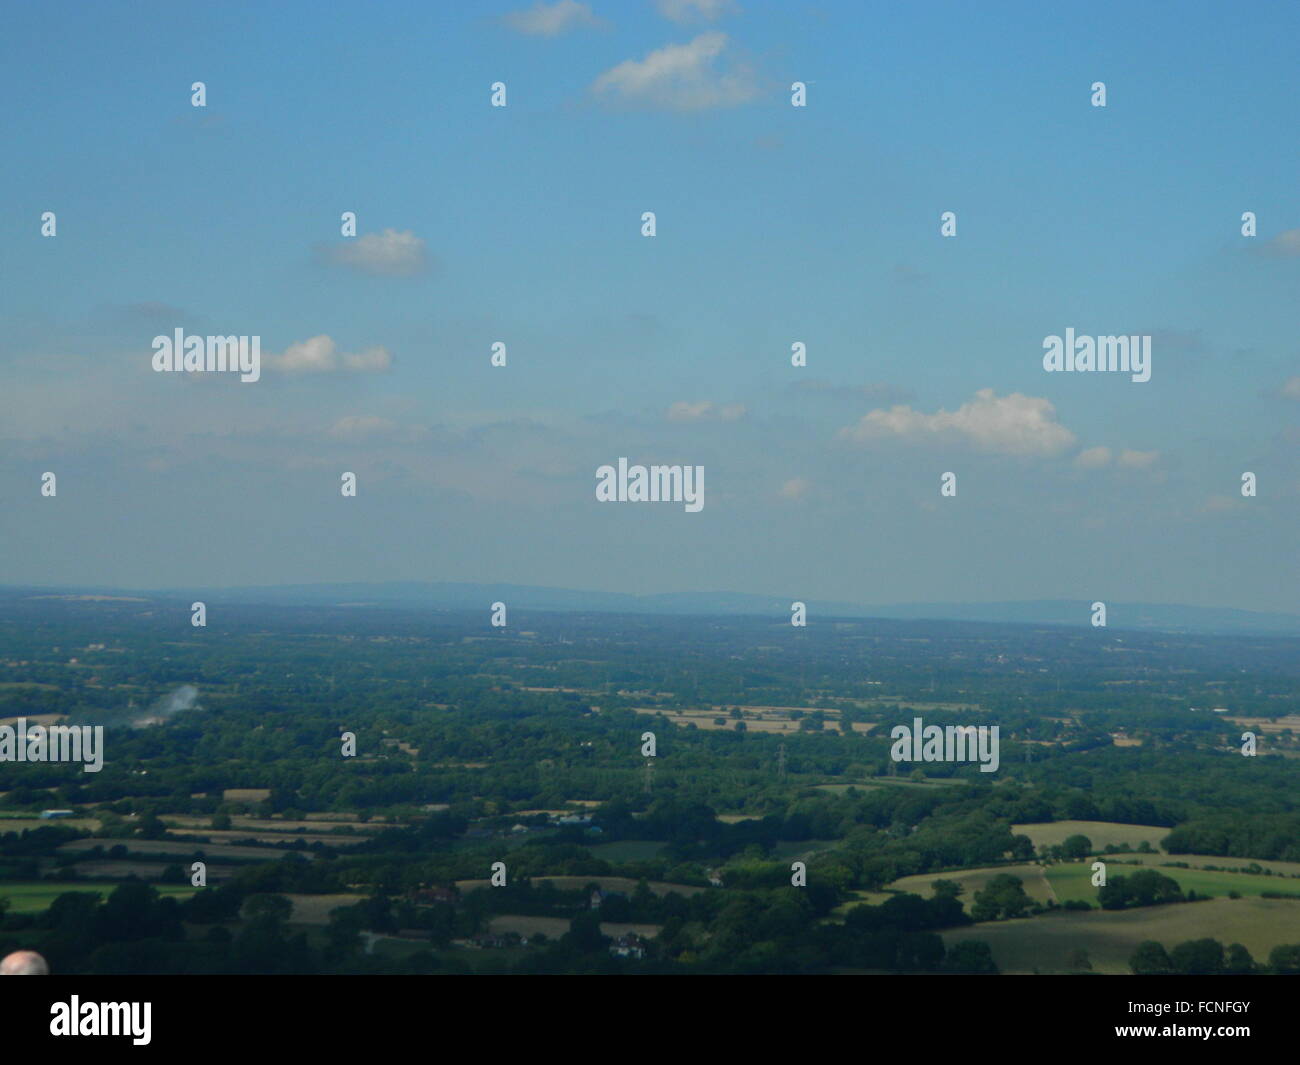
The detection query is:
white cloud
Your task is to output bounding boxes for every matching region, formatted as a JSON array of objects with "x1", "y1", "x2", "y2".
[
  {"x1": 319, "y1": 229, "x2": 429, "y2": 277},
  {"x1": 267, "y1": 335, "x2": 392, "y2": 375},
  {"x1": 1075, "y1": 446, "x2": 1112, "y2": 469},
  {"x1": 329, "y1": 416, "x2": 398, "y2": 440},
  {"x1": 779, "y1": 477, "x2": 810, "y2": 501},
  {"x1": 501, "y1": 0, "x2": 601, "y2": 36},
  {"x1": 655, "y1": 0, "x2": 739, "y2": 24},
  {"x1": 1117, "y1": 449, "x2": 1159, "y2": 469},
  {"x1": 1201, "y1": 494, "x2": 1245, "y2": 514},
  {"x1": 839, "y1": 388, "x2": 1077, "y2": 457},
  {"x1": 1074, "y1": 445, "x2": 1159, "y2": 470},
  {"x1": 591, "y1": 32, "x2": 758, "y2": 111},
  {"x1": 328, "y1": 415, "x2": 430, "y2": 443},
  {"x1": 667, "y1": 400, "x2": 746, "y2": 421},
  {"x1": 341, "y1": 346, "x2": 393, "y2": 372},
  {"x1": 1264, "y1": 229, "x2": 1300, "y2": 256}
]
